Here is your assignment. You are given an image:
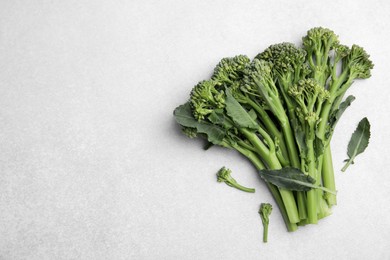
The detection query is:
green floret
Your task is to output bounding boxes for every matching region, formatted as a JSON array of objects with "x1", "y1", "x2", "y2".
[
  {"x1": 243, "y1": 59, "x2": 286, "y2": 120},
  {"x1": 344, "y1": 44, "x2": 374, "y2": 80},
  {"x1": 212, "y1": 55, "x2": 251, "y2": 84},
  {"x1": 302, "y1": 27, "x2": 339, "y2": 85},
  {"x1": 334, "y1": 44, "x2": 351, "y2": 62},
  {"x1": 181, "y1": 127, "x2": 198, "y2": 138},
  {"x1": 259, "y1": 203, "x2": 273, "y2": 242},
  {"x1": 254, "y1": 43, "x2": 310, "y2": 169},
  {"x1": 244, "y1": 58, "x2": 301, "y2": 171},
  {"x1": 190, "y1": 80, "x2": 225, "y2": 120},
  {"x1": 211, "y1": 55, "x2": 253, "y2": 104},
  {"x1": 256, "y1": 42, "x2": 310, "y2": 85},
  {"x1": 211, "y1": 56, "x2": 291, "y2": 166},
  {"x1": 302, "y1": 27, "x2": 339, "y2": 56},
  {"x1": 329, "y1": 44, "x2": 374, "y2": 98},
  {"x1": 289, "y1": 78, "x2": 329, "y2": 116},
  {"x1": 217, "y1": 167, "x2": 255, "y2": 193}
]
